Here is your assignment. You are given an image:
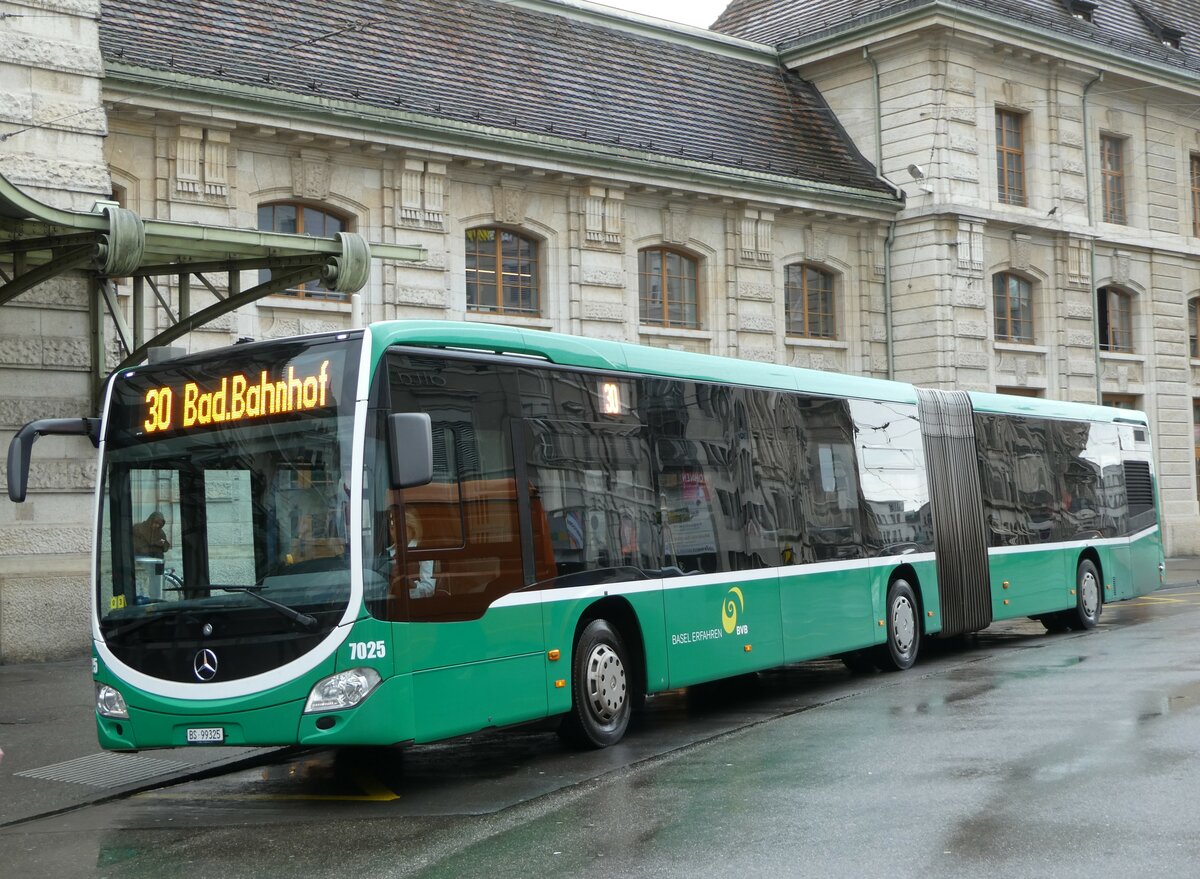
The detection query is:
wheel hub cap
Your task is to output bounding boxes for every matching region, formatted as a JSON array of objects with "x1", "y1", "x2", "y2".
[
  {"x1": 585, "y1": 644, "x2": 626, "y2": 722},
  {"x1": 1081, "y1": 571, "x2": 1099, "y2": 617},
  {"x1": 892, "y1": 596, "x2": 915, "y2": 654}
]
